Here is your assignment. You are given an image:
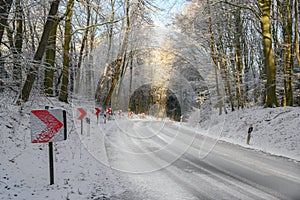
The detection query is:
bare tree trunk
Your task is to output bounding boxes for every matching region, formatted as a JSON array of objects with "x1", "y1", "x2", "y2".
[
  {"x1": 86, "y1": 4, "x2": 99, "y2": 99},
  {"x1": 258, "y1": 0, "x2": 278, "y2": 107},
  {"x1": 0, "y1": 0, "x2": 13, "y2": 77},
  {"x1": 128, "y1": 52, "x2": 133, "y2": 112},
  {"x1": 96, "y1": 0, "x2": 115, "y2": 103},
  {"x1": 59, "y1": 0, "x2": 74, "y2": 103},
  {"x1": 279, "y1": 0, "x2": 294, "y2": 106},
  {"x1": 103, "y1": 0, "x2": 130, "y2": 107},
  {"x1": 25, "y1": 0, "x2": 35, "y2": 52},
  {"x1": 11, "y1": 0, "x2": 23, "y2": 86},
  {"x1": 223, "y1": 57, "x2": 234, "y2": 111},
  {"x1": 75, "y1": 0, "x2": 91, "y2": 94},
  {"x1": 295, "y1": 0, "x2": 300, "y2": 66},
  {"x1": 44, "y1": 21, "x2": 58, "y2": 96},
  {"x1": 285, "y1": 0, "x2": 294, "y2": 106},
  {"x1": 0, "y1": 0, "x2": 12, "y2": 46},
  {"x1": 114, "y1": 51, "x2": 129, "y2": 107},
  {"x1": 207, "y1": 0, "x2": 224, "y2": 114},
  {"x1": 234, "y1": 9, "x2": 244, "y2": 109},
  {"x1": 19, "y1": 0, "x2": 60, "y2": 102},
  {"x1": 293, "y1": 0, "x2": 300, "y2": 106}
]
